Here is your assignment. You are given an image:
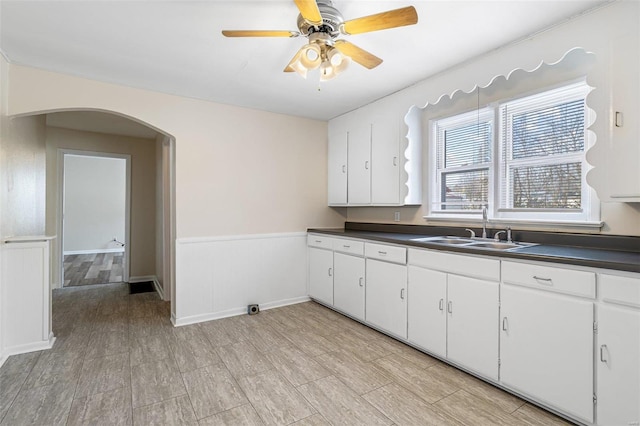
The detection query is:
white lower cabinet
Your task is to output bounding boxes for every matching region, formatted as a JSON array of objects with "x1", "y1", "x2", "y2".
[
  {"x1": 500, "y1": 284, "x2": 594, "y2": 423},
  {"x1": 407, "y1": 266, "x2": 447, "y2": 357},
  {"x1": 333, "y1": 253, "x2": 365, "y2": 321},
  {"x1": 308, "y1": 247, "x2": 334, "y2": 306},
  {"x1": 365, "y1": 259, "x2": 408, "y2": 339},
  {"x1": 447, "y1": 275, "x2": 499, "y2": 380},
  {"x1": 597, "y1": 304, "x2": 640, "y2": 425}
]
